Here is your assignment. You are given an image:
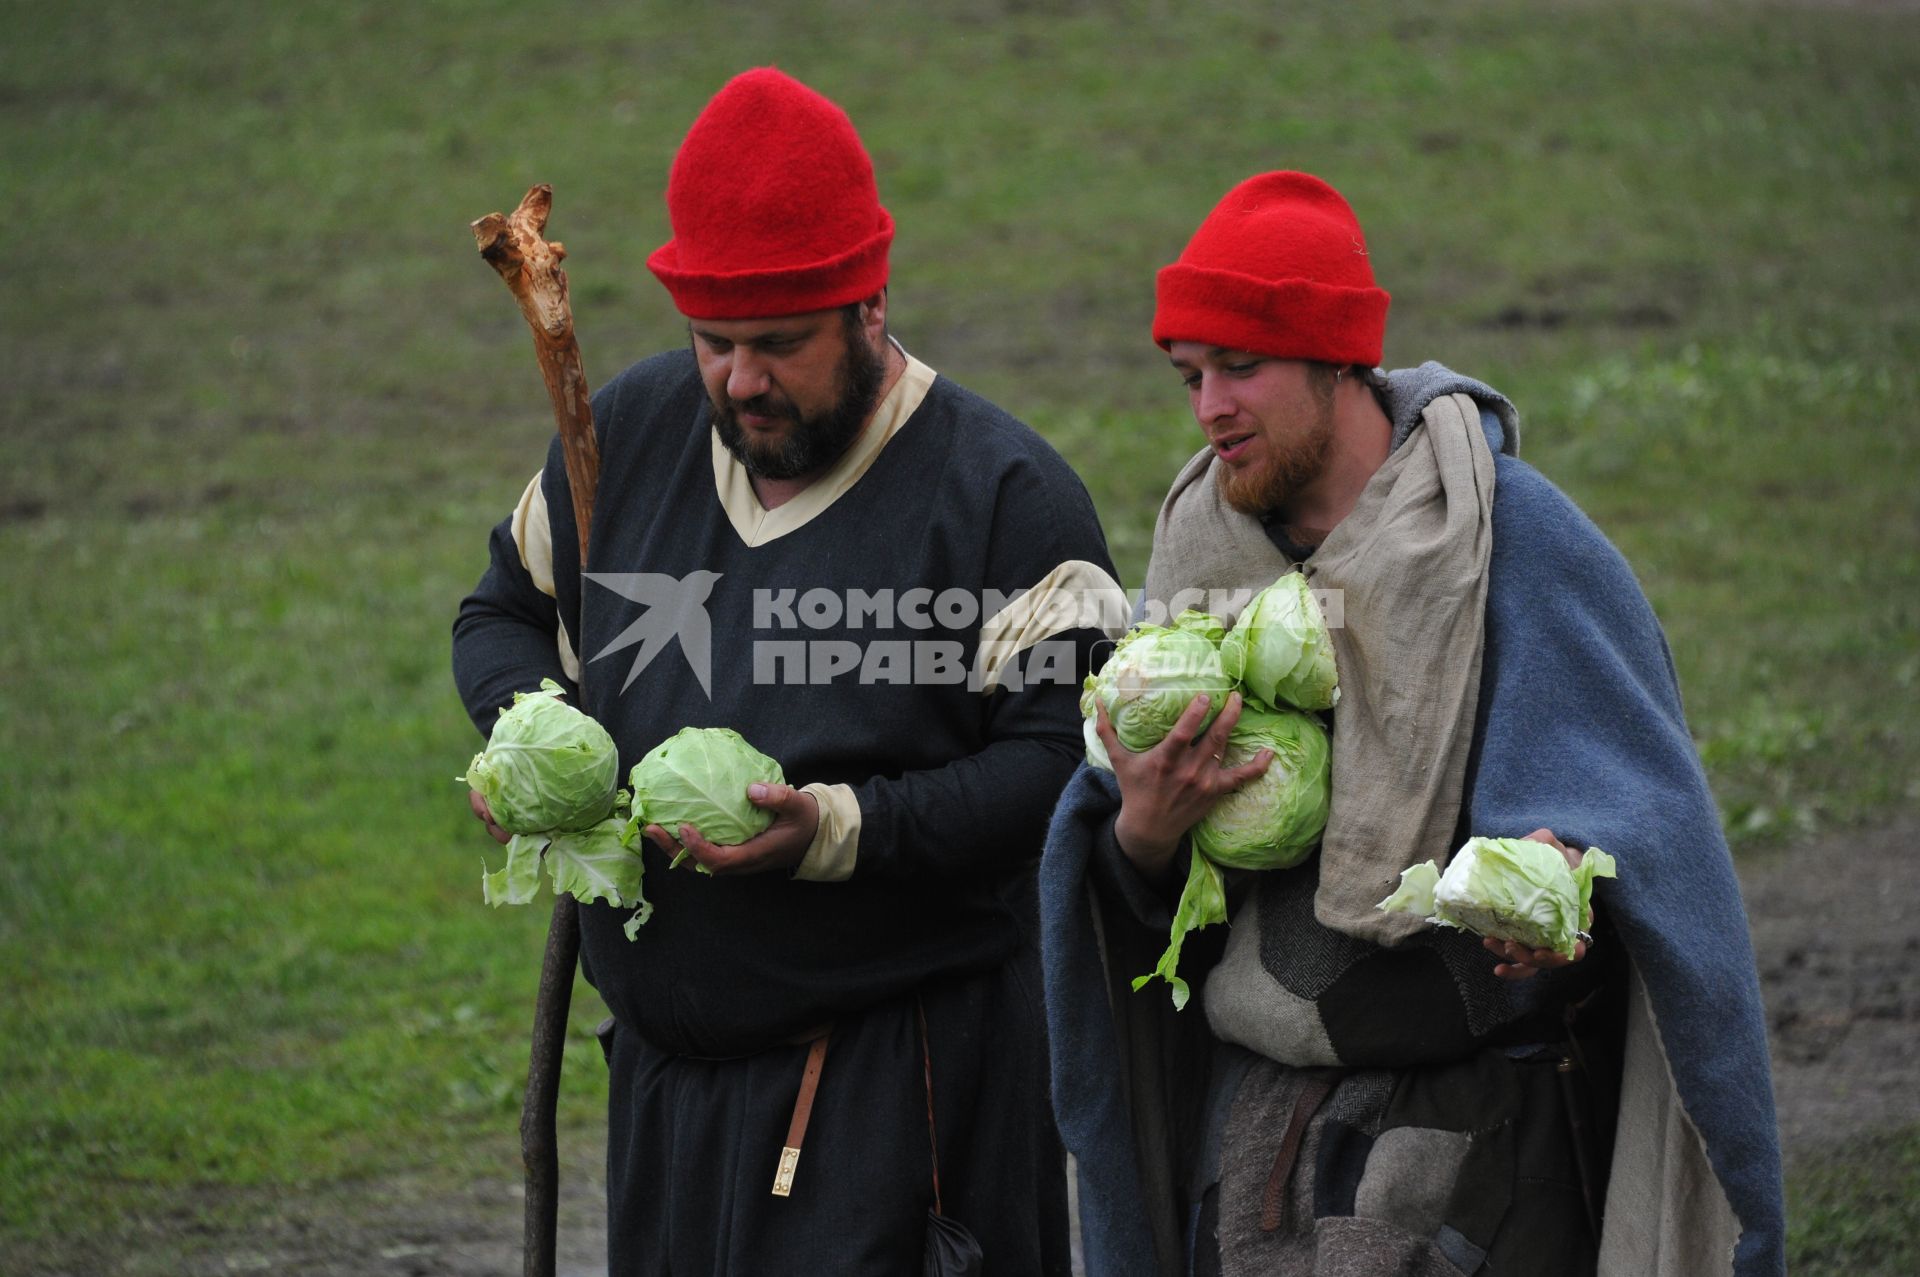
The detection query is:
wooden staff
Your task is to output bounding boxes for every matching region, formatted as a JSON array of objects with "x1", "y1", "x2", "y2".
[{"x1": 470, "y1": 183, "x2": 601, "y2": 1277}]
